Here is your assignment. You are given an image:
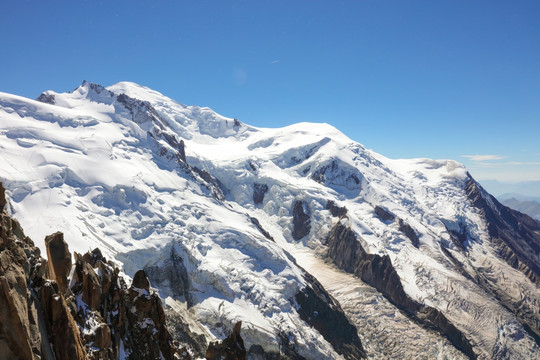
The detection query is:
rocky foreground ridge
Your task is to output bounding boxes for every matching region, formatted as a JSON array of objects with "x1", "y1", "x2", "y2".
[{"x1": 0, "y1": 182, "x2": 246, "y2": 360}]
